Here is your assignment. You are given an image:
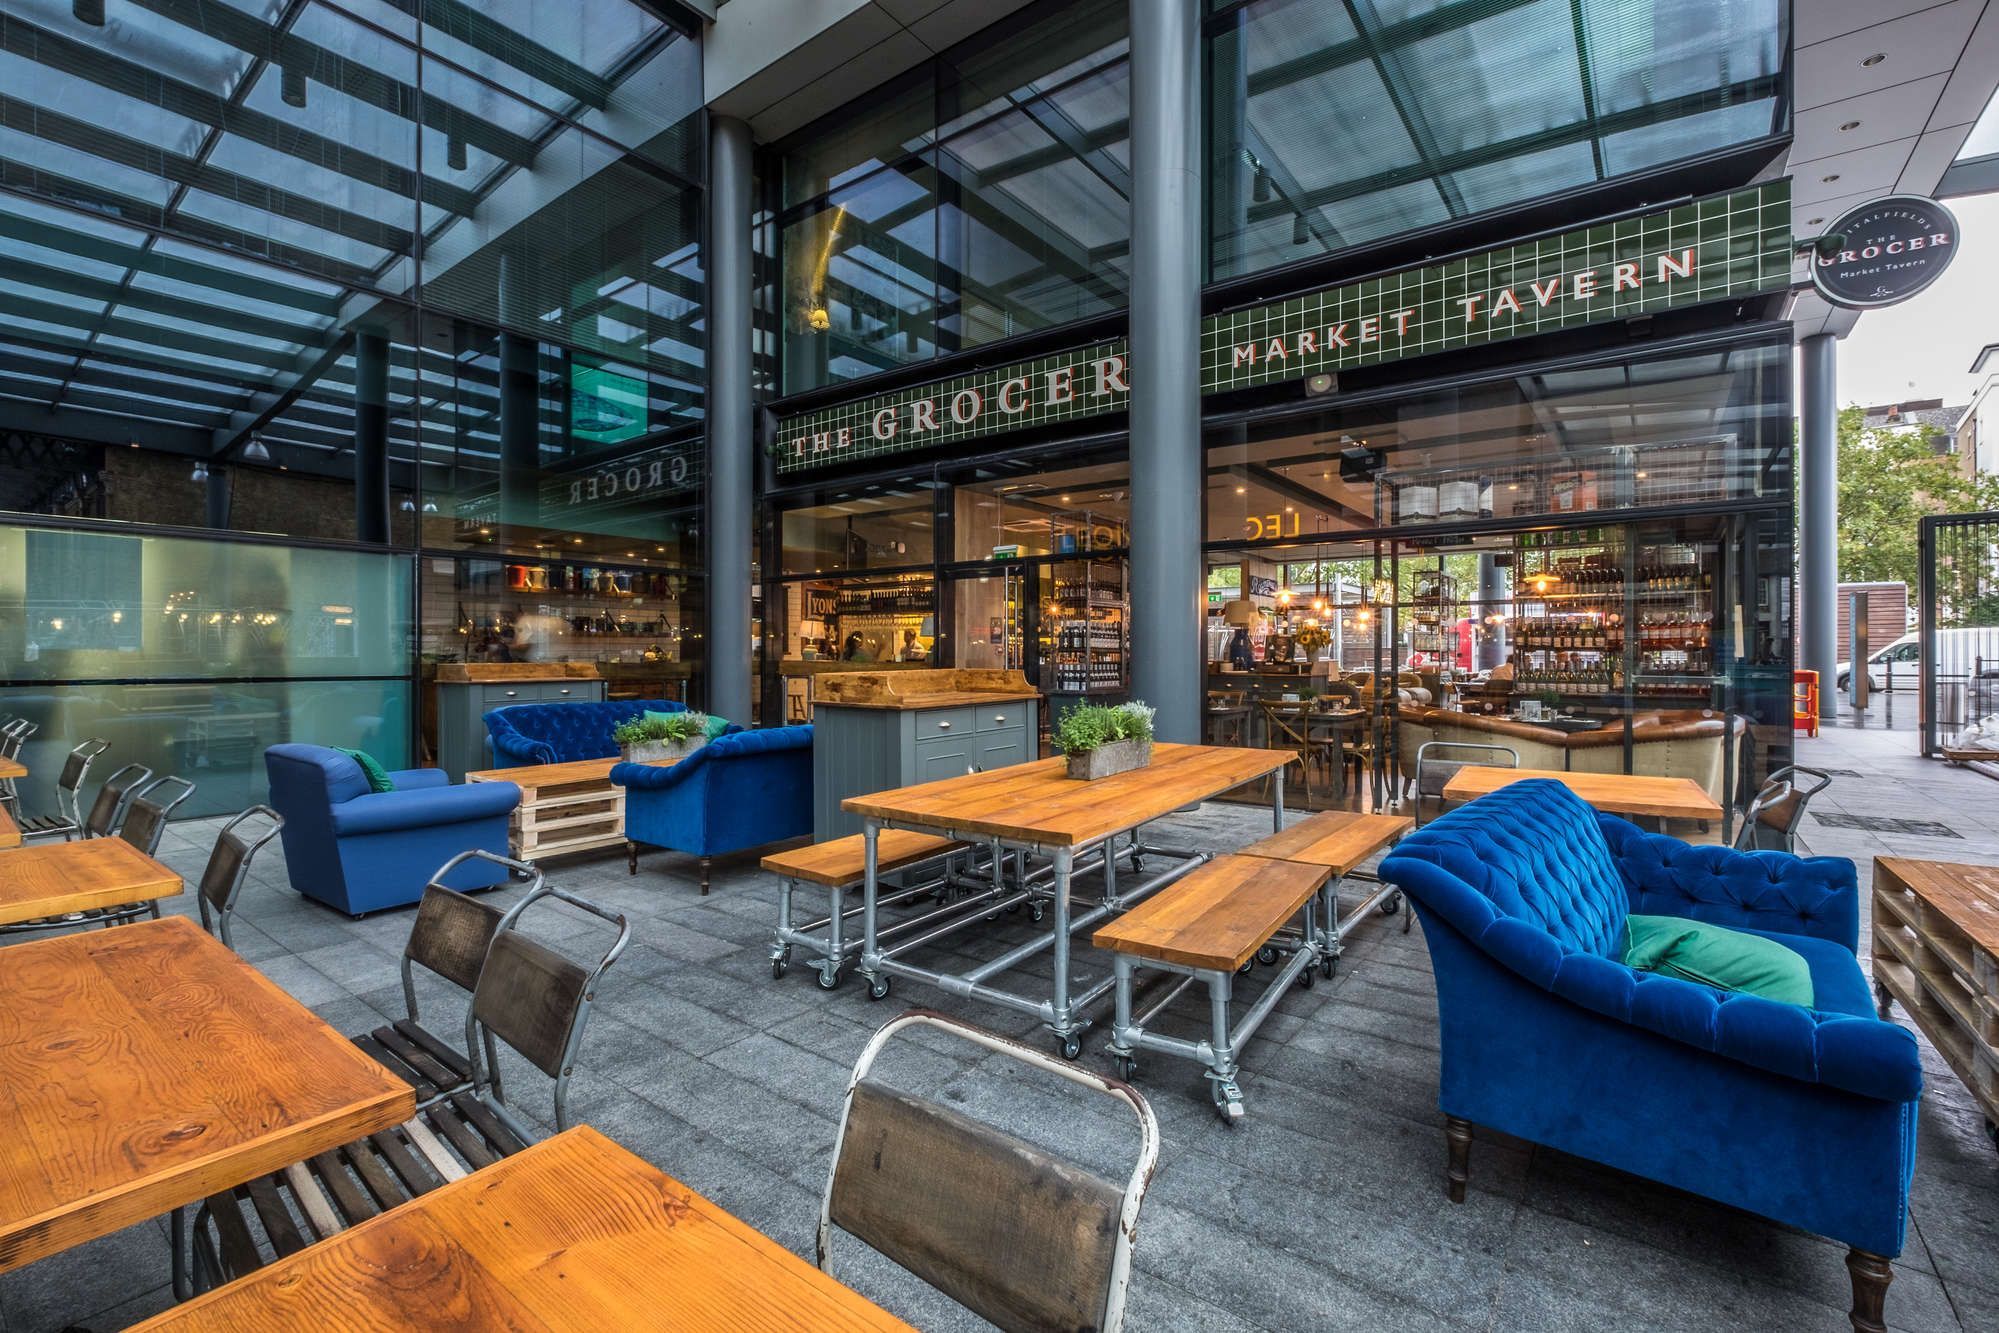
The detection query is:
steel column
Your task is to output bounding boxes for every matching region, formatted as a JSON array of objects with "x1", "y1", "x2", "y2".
[
  {"x1": 497, "y1": 332, "x2": 540, "y2": 528},
  {"x1": 1128, "y1": 0, "x2": 1204, "y2": 742},
  {"x1": 706, "y1": 114, "x2": 755, "y2": 726},
  {"x1": 1799, "y1": 333, "x2": 1838, "y2": 716},
  {"x1": 353, "y1": 330, "x2": 389, "y2": 544},
  {"x1": 204, "y1": 466, "x2": 232, "y2": 529}
]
